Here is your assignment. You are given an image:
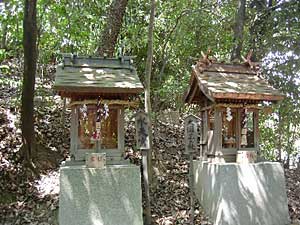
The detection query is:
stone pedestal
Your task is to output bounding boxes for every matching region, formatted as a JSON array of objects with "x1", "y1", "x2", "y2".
[
  {"x1": 59, "y1": 165, "x2": 143, "y2": 225},
  {"x1": 193, "y1": 160, "x2": 290, "y2": 225}
]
